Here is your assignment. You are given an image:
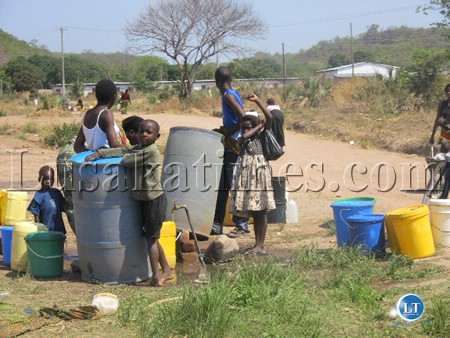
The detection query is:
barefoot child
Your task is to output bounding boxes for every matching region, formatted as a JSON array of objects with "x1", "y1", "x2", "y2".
[
  {"x1": 85, "y1": 119, "x2": 173, "y2": 286},
  {"x1": 28, "y1": 166, "x2": 67, "y2": 234},
  {"x1": 229, "y1": 94, "x2": 276, "y2": 255}
]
